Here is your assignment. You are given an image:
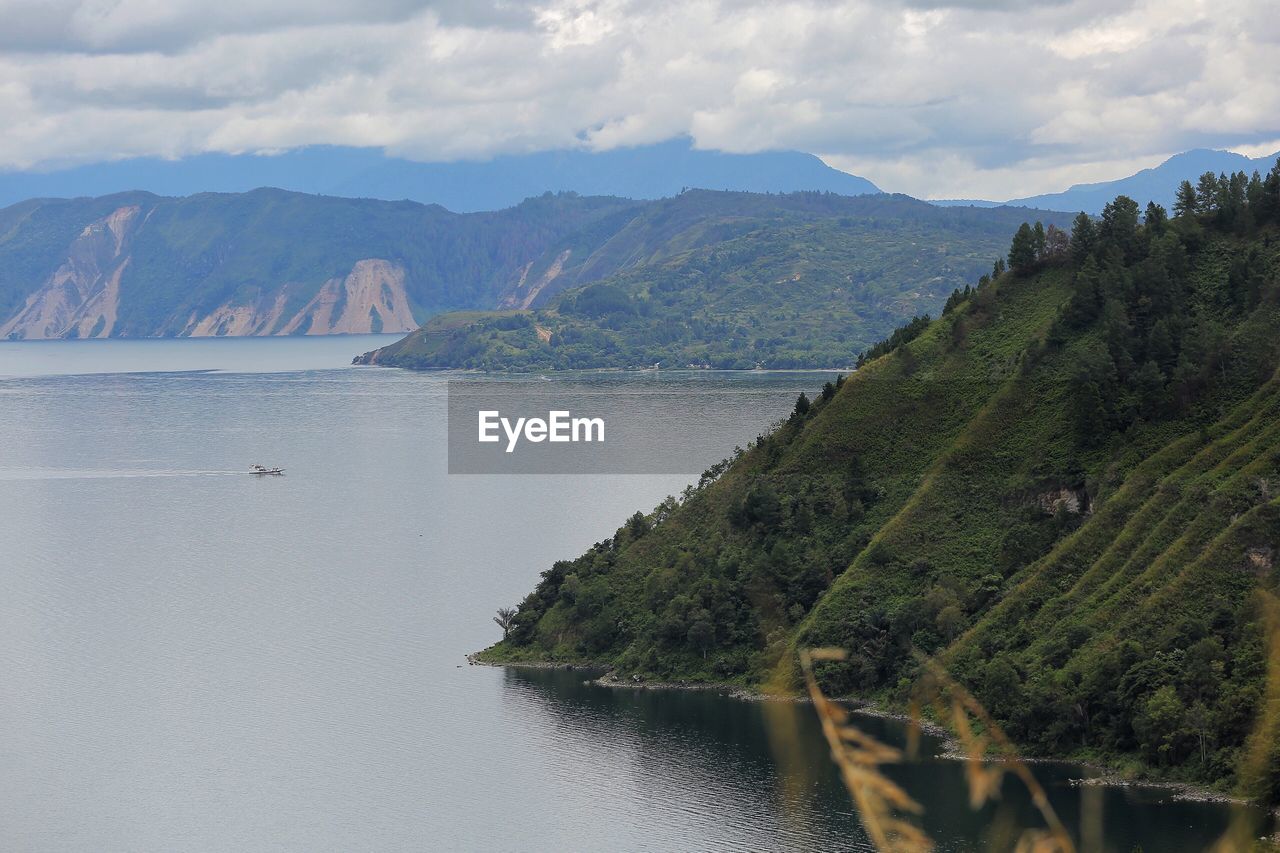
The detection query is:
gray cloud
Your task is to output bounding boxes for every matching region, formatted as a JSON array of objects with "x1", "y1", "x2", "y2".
[
  {"x1": 0, "y1": 1, "x2": 538, "y2": 53},
  {"x1": 0, "y1": 0, "x2": 1275, "y2": 198}
]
